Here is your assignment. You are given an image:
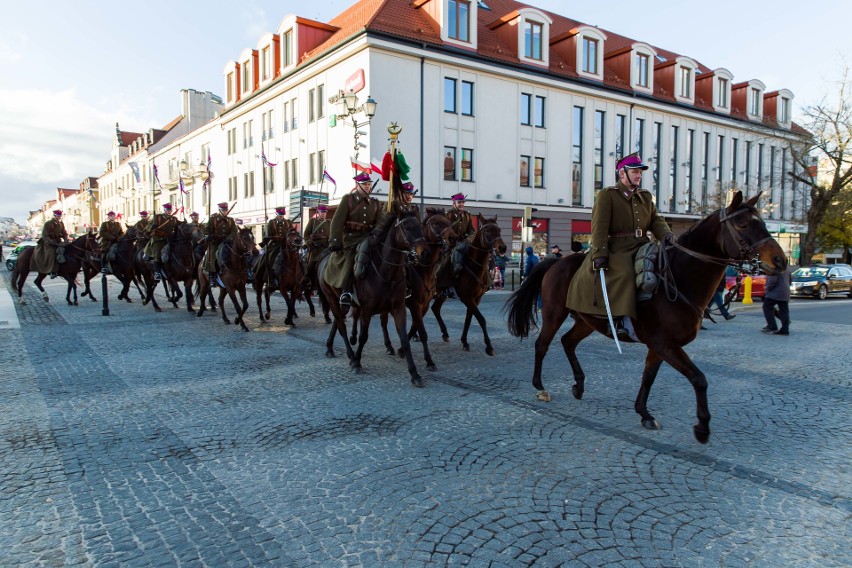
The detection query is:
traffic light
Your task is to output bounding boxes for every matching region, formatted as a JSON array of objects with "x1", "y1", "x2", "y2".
[{"x1": 523, "y1": 206, "x2": 538, "y2": 227}]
